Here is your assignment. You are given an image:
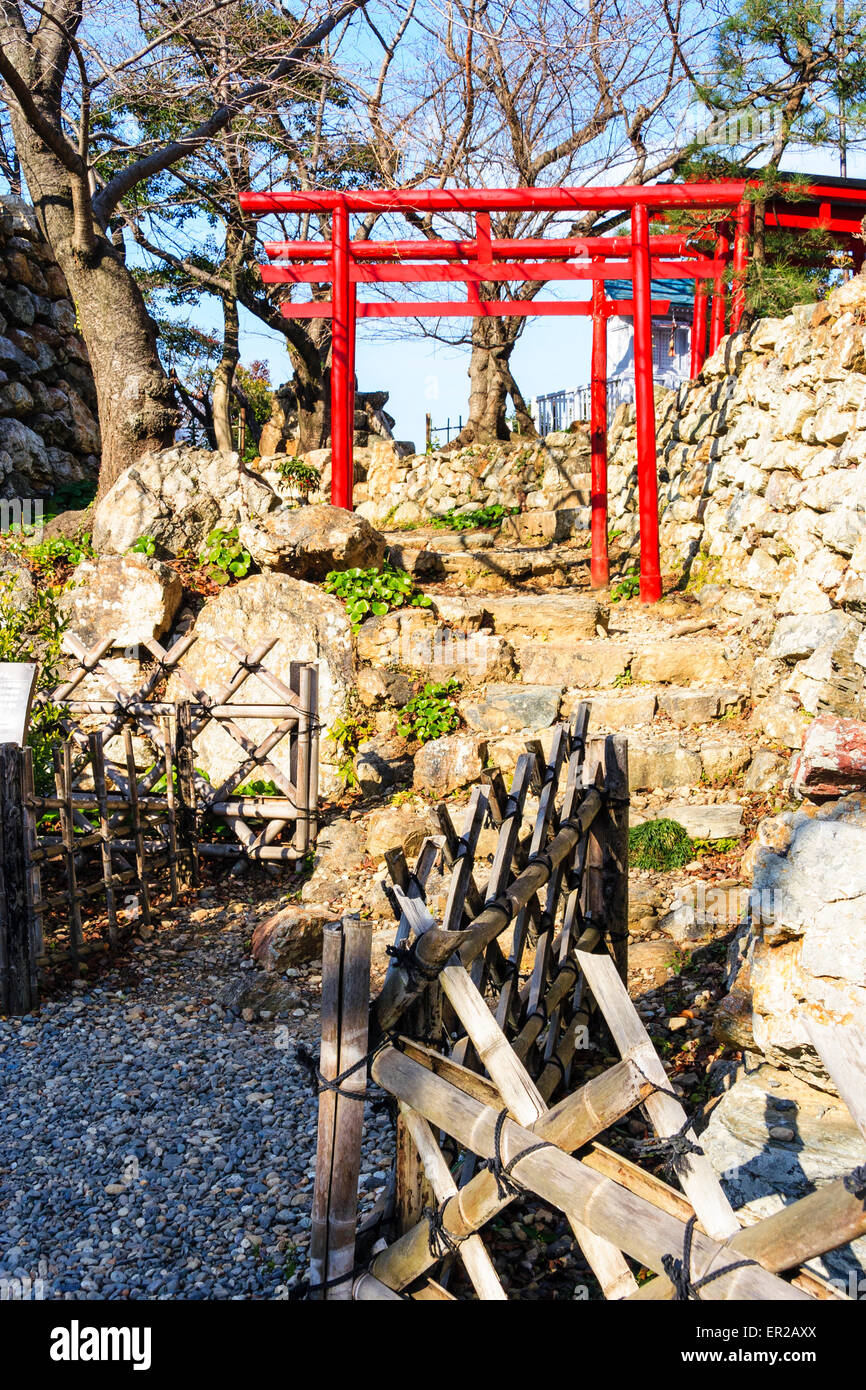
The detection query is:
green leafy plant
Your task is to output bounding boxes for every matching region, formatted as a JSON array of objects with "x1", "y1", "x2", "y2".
[
  {"x1": 0, "y1": 578, "x2": 69, "y2": 794},
  {"x1": 613, "y1": 666, "x2": 633, "y2": 689},
  {"x1": 397, "y1": 678, "x2": 459, "y2": 743},
  {"x1": 324, "y1": 561, "x2": 431, "y2": 630},
  {"x1": 129, "y1": 534, "x2": 157, "y2": 557},
  {"x1": 275, "y1": 458, "x2": 321, "y2": 495},
  {"x1": 199, "y1": 526, "x2": 252, "y2": 584},
  {"x1": 431, "y1": 504, "x2": 518, "y2": 532},
  {"x1": 327, "y1": 714, "x2": 373, "y2": 789},
  {"x1": 629, "y1": 818, "x2": 695, "y2": 872},
  {"x1": 692, "y1": 836, "x2": 740, "y2": 857},
  {"x1": 610, "y1": 565, "x2": 640, "y2": 602},
  {"x1": 234, "y1": 777, "x2": 280, "y2": 796}
]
